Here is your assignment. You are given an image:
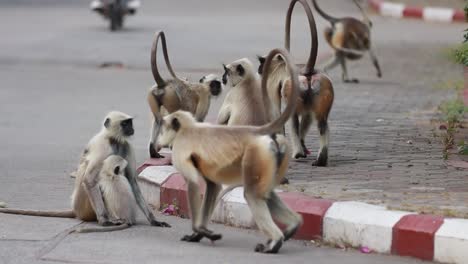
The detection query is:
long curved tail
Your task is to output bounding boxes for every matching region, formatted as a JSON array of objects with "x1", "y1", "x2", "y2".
[
  {"x1": 75, "y1": 223, "x2": 131, "y2": 233},
  {"x1": 285, "y1": 0, "x2": 318, "y2": 76},
  {"x1": 310, "y1": 0, "x2": 338, "y2": 24},
  {"x1": 151, "y1": 31, "x2": 182, "y2": 87},
  {"x1": 352, "y1": 0, "x2": 372, "y2": 27},
  {"x1": 0, "y1": 208, "x2": 75, "y2": 218},
  {"x1": 256, "y1": 49, "x2": 299, "y2": 135}
]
